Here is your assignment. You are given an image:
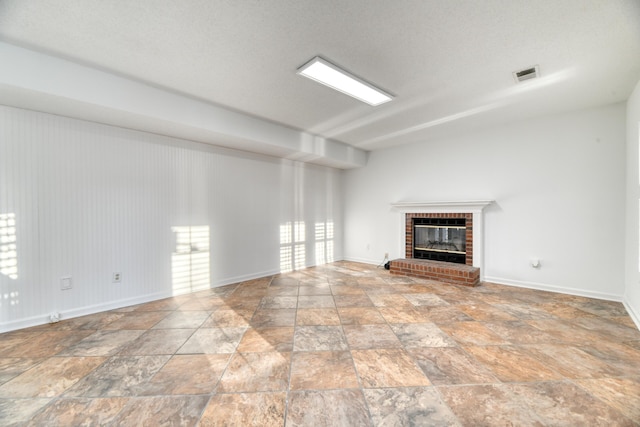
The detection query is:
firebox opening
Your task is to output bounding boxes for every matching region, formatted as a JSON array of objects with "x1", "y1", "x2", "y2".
[{"x1": 413, "y1": 217, "x2": 466, "y2": 264}]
